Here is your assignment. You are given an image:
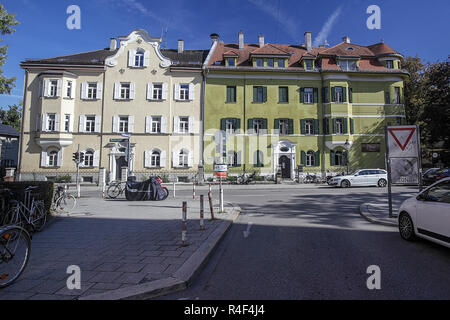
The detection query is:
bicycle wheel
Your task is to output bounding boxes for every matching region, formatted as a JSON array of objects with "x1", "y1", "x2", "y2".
[
  {"x1": 56, "y1": 195, "x2": 77, "y2": 214},
  {"x1": 30, "y1": 201, "x2": 47, "y2": 232},
  {"x1": 107, "y1": 185, "x2": 121, "y2": 199},
  {"x1": 0, "y1": 226, "x2": 31, "y2": 288}
]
